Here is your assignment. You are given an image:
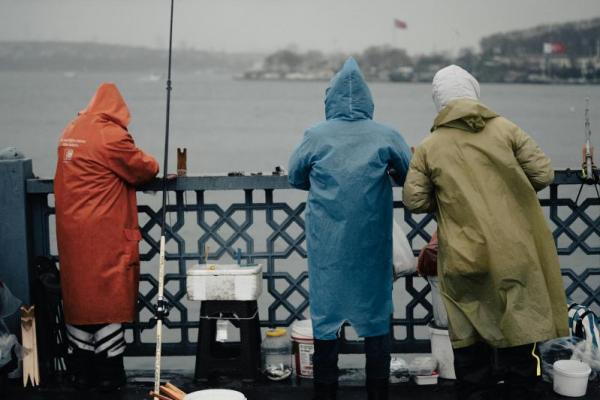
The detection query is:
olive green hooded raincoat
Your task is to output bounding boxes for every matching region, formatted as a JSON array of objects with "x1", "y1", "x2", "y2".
[{"x1": 403, "y1": 70, "x2": 568, "y2": 349}]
